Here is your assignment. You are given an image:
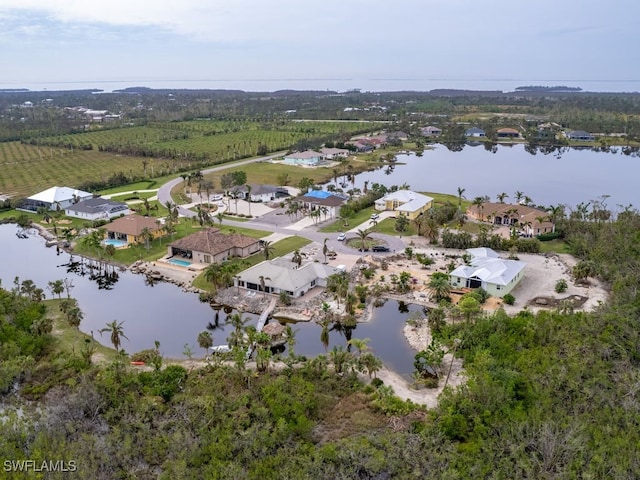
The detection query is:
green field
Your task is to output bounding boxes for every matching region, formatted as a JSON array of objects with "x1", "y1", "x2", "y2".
[{"x1": 2, "y1": 120, "x2": 378, "y2": 199}]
